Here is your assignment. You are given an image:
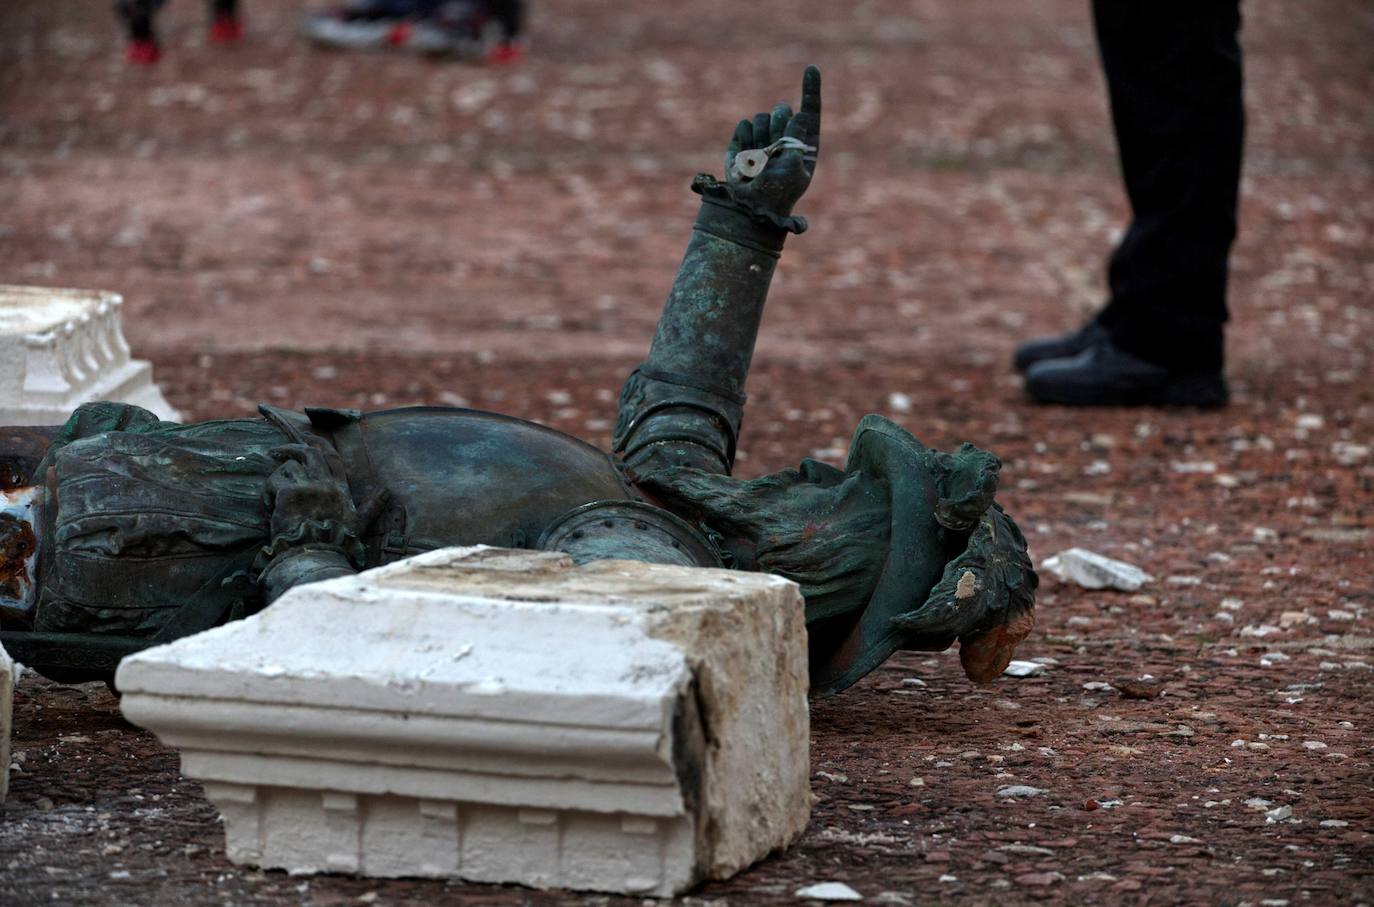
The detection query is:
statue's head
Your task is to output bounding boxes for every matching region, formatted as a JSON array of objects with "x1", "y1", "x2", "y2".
[{"x1": 639, "y1": 415, "x2": 1035, "y2": 696}]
